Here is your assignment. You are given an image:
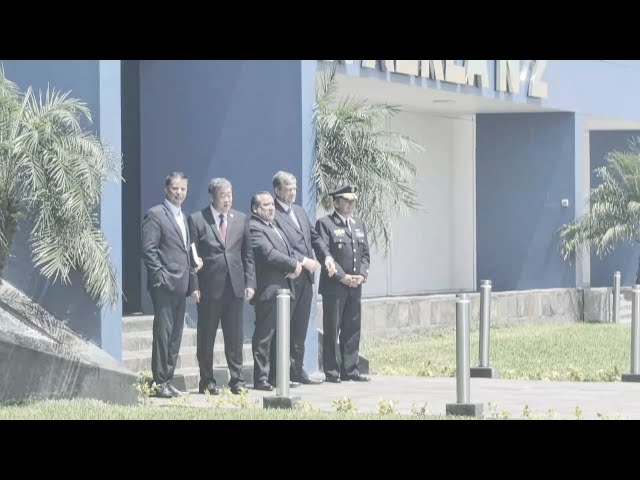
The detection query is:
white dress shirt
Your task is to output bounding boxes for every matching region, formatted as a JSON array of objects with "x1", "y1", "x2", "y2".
[
  {"x1": 277, "y1": 198, "x2": 301, "y2": 230},
  {"x1": 165, "y1": 199, "x2": 187, "y2": 248}
]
